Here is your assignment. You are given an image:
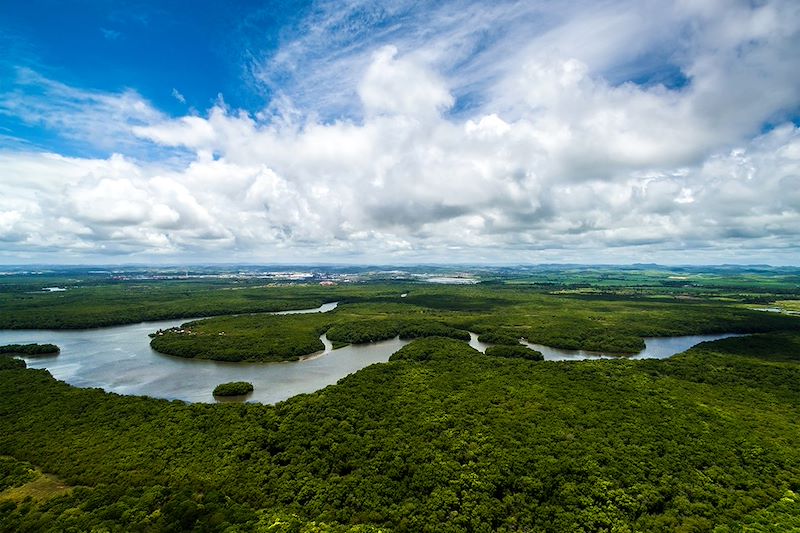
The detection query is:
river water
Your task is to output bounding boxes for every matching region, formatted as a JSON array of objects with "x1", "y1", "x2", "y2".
[
  {"x1": 469, "y1": 332, "x2": 741, "y2": 360},
  {"x1": 1, "y1": 303, "x2": 740, "y2": 404}
]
